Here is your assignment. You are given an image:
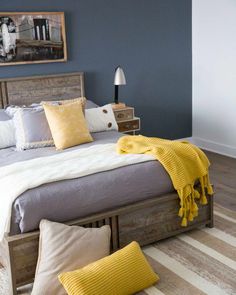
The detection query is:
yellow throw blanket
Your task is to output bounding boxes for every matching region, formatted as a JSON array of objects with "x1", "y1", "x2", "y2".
[{"x1": 117, "y1": 135, "x2": 213, "y2": 226}]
